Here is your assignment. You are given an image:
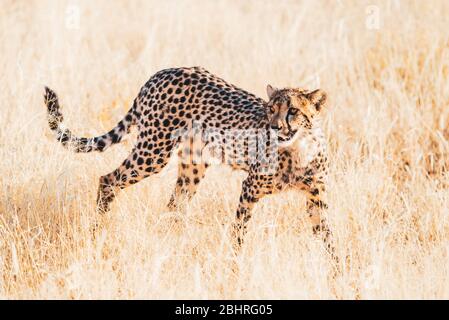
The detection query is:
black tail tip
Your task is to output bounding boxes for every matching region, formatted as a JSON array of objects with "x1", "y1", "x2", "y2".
[
  {"x1": 44, "y1": 86, "x2": 56, "y2": 99},
  {"x1": 44, "y1": 86, "x2": 59, "y2": 112}
]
